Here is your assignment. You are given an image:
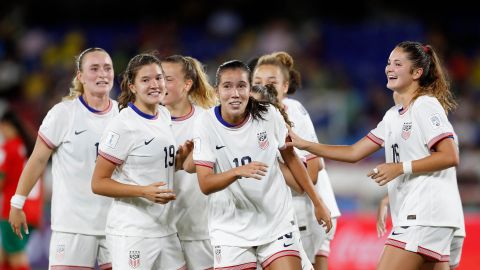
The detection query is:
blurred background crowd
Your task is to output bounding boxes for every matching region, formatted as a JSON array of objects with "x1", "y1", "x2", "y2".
[{"x1": 0, "y1": 0, "x2": 479, "y2": 268}]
